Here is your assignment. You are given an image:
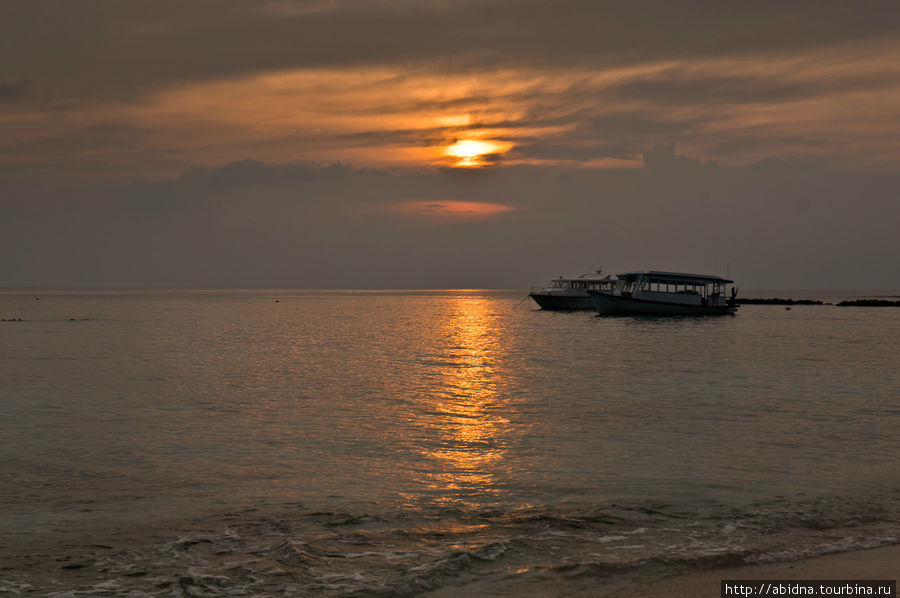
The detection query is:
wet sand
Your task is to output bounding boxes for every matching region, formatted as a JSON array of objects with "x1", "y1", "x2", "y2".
[
  {"x1": 613, "y1": 544, "x2": 900, "y2": 598},
  {"x1": 417, "y1": 545, "x2": 900, "y2": 598}
]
